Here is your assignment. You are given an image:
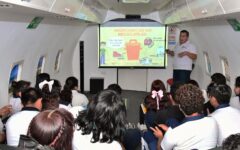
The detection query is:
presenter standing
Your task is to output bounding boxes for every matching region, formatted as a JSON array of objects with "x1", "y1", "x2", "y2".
[{"x1": 166, "y1": 30, "x2": 197, "y2": 83}]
